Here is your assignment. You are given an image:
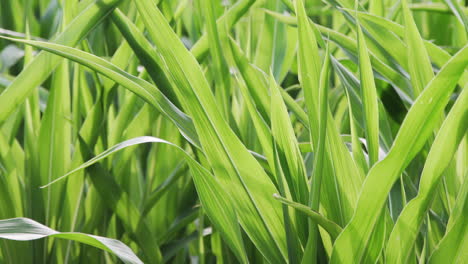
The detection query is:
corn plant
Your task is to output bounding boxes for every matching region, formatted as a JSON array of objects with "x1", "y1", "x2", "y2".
[{"x1": 0, "y1": 0, "x2": 467, "y2": 263}]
